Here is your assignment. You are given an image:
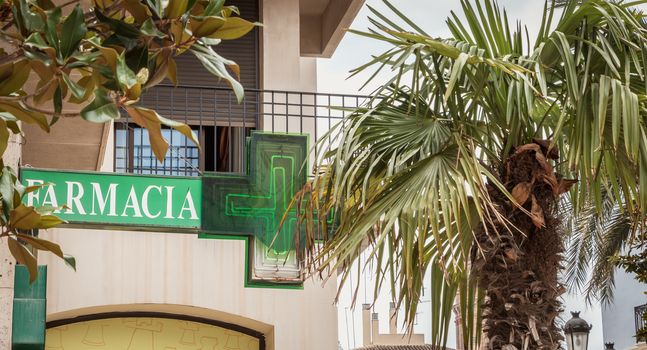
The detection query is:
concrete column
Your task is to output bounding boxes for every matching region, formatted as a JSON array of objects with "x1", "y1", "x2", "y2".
[
  {"x1": 0, "y1": 132, "x2": 23, "y2": 349},
  {"x1": 371, "y1": 312, "x2": 379, "y2": 344},
  {"x1": 362, "y1": 304, "x2": 371, "y2": 346},
  {"x1": 388, "y1": 302, "x2": 397, "y2": 335}
]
